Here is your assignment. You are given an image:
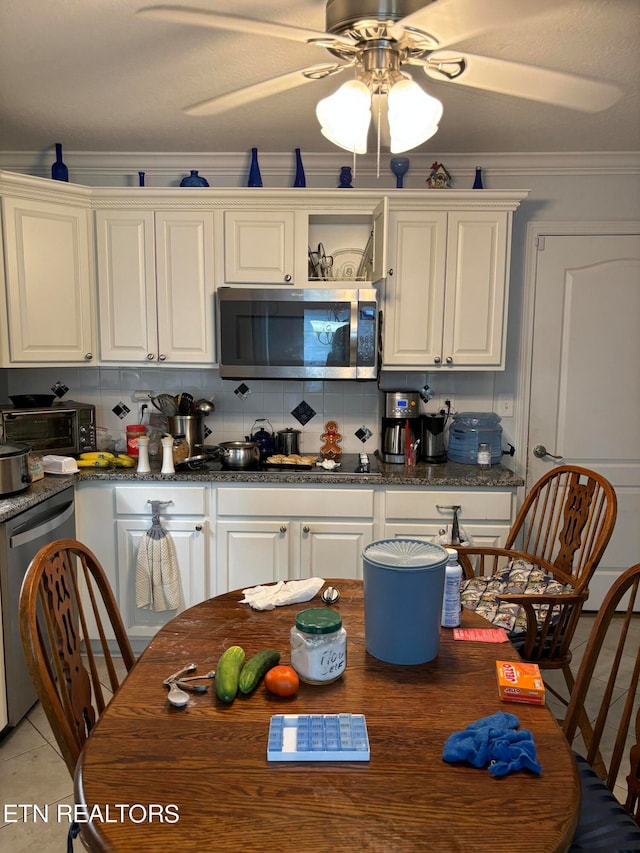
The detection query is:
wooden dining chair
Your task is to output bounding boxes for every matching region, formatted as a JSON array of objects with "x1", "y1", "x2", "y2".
[
  {"x1": 19, "y1": 538, "x2": 136, "y2": 777},
  {"x1": 563, "y1": 562, "x2": 640, "y2": 849},
  {"x1": 455, "y1": 465, "x2": 617, "y2": 705}
]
